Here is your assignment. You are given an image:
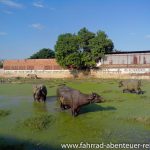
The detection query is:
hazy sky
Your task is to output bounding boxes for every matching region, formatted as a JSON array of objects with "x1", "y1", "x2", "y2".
[{"x1": 0, "y1": 0, "x2": 150, "y2": 59}]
